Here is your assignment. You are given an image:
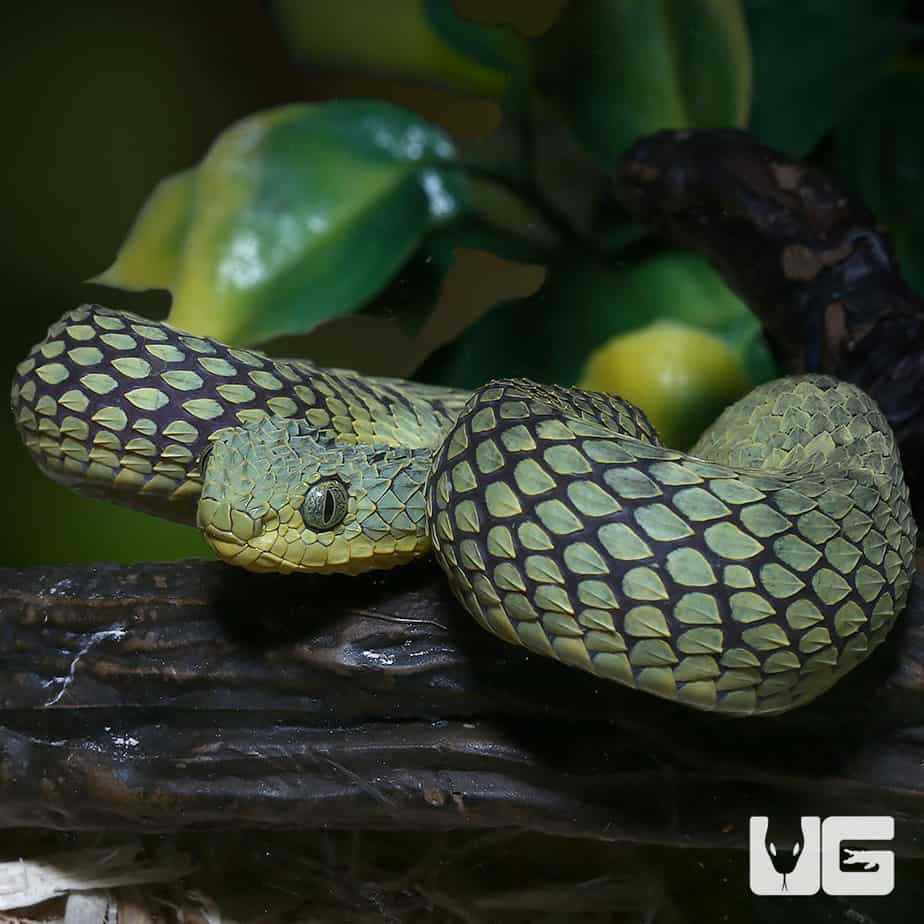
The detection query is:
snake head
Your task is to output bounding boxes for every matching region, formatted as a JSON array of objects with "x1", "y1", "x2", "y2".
[{"x1": 197, "y1": 417, "x2": 432, "y2": 575}]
